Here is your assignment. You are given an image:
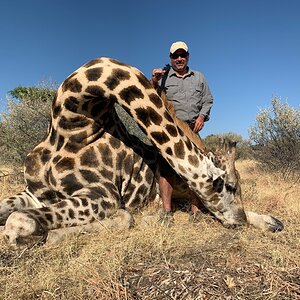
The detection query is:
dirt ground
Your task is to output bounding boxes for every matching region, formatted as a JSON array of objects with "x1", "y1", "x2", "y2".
[{"x1": 0, "y1": 160, "x2": 299, "y2": 299}]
